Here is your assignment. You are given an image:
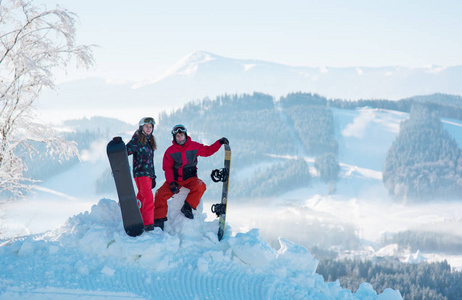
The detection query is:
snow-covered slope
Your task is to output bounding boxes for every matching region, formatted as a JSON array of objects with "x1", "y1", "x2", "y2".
[
  {"x1": 2, "y1": 106, "x2": 462, "y2": 297},
  {"x1": 0, "y1": 198, "x2": 402, "y2": 299}
]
